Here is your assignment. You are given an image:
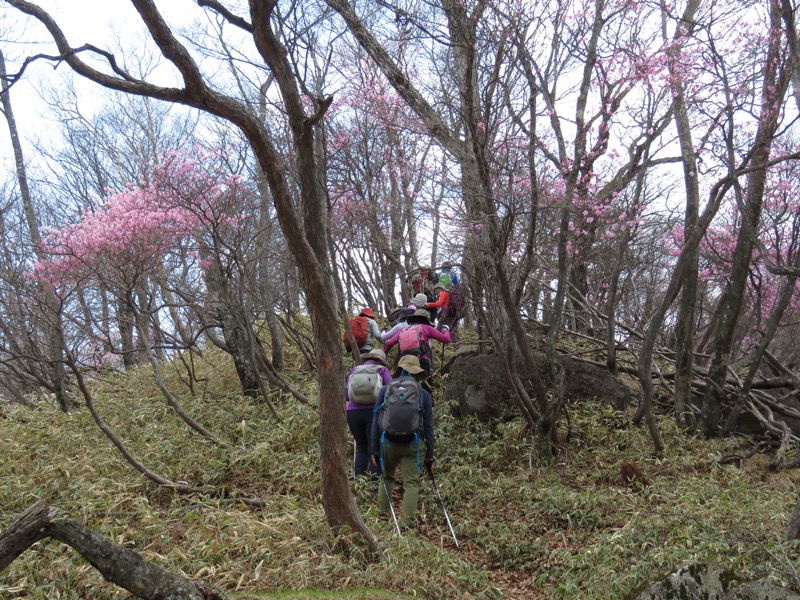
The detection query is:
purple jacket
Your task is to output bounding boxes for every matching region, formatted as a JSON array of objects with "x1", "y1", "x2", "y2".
[{"x1": 344, "y1": 359, "x2": 392, "y2": 411}]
